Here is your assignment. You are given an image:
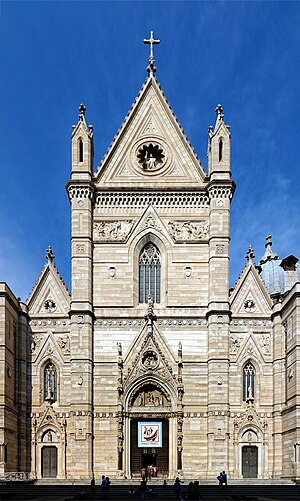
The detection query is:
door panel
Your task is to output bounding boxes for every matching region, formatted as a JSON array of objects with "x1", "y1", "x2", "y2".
[
  {"x1": 242, "y1": 446, "x2": 258, "y2": 478},
  {"x1": 42, "y1": 446, "x2": 57, "y2": 478}
]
